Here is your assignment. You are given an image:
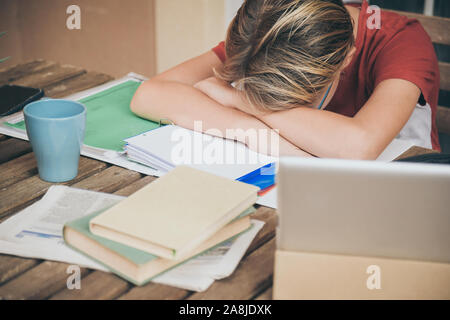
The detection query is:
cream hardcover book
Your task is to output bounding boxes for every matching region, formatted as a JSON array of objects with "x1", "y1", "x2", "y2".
[{"x1": 89, "y1": 166, "x2": 259, "y2": 260}]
